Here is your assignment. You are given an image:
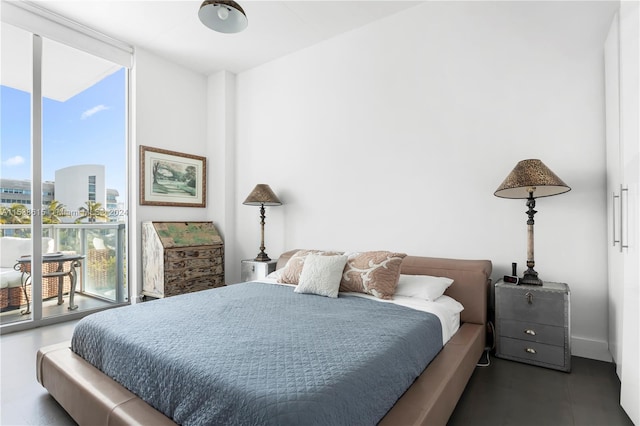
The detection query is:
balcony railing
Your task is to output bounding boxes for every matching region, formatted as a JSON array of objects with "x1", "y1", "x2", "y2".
[{"x1": 1, "y1": 223, "x2": 127, "y2": 304}]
